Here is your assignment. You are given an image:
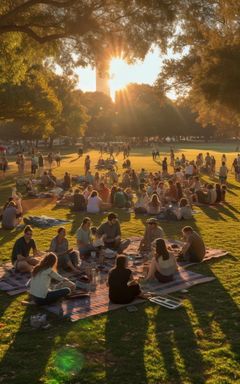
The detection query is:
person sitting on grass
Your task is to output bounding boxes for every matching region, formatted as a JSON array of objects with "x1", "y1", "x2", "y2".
[
  {"x1": 87, "y1": 190, "x2": 103, "y2": 213},
  {"x1": 146, "y1": 238, "x2": 177, "y2": 283},
  {"x1": 29, "y1": 252, "x2": 75, "y2": 305},
  {"x1": 1, "y1": 201, "x2": 22, "y2": 230},
  {"x1": 50, "y1": 227, "x2": 80, "y2": 273},
  {"x1": 114, "y1": 187, "x2": 127, "y2": 208},
  {"x1": 108, "y1": 255, "x2": 144, "y2": 304},
  {"x1": 72, "y1": 188, "x2": 86, "y2": 211},
  {"x1": 76, "y1": 217, "x2": 96, "y2": 258},
  {"x1": 178, "y1": 226, "x2": 205, "y2": 263},
  {"x1": 139, "y1": 218, "x2": 164, "y2": 254},
  {"x1": 147, "y1": 193, "x2": 162, "y2": 215},
  {"x1": 11, "y1": 225, "x2": 40, "y2": 273},
  {"x1": 174, "y1": 198, "x2": 193, "y2": 220},
  {"x1": 97, "y1": 212, "x2": 130, "y2": 253}
]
